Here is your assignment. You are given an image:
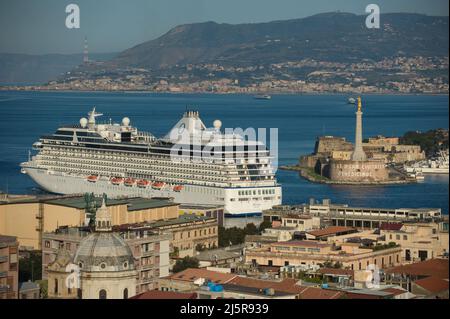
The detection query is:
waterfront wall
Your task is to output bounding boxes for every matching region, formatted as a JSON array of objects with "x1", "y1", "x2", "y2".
[{"x1": 327, "y1": 159, "x2": 389, "y2": 182}]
